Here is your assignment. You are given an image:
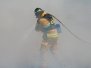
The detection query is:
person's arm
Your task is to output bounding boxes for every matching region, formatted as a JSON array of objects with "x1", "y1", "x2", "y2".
[
  {"x1": 35, "y1": 20, "x2": 44, "y2": 32},
  {"x1": 55, "y1": 24, "x2": 61, "y2": 33},
  {"x1": 35, "y1": 23, "x2": 40, "y2": 31}
]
